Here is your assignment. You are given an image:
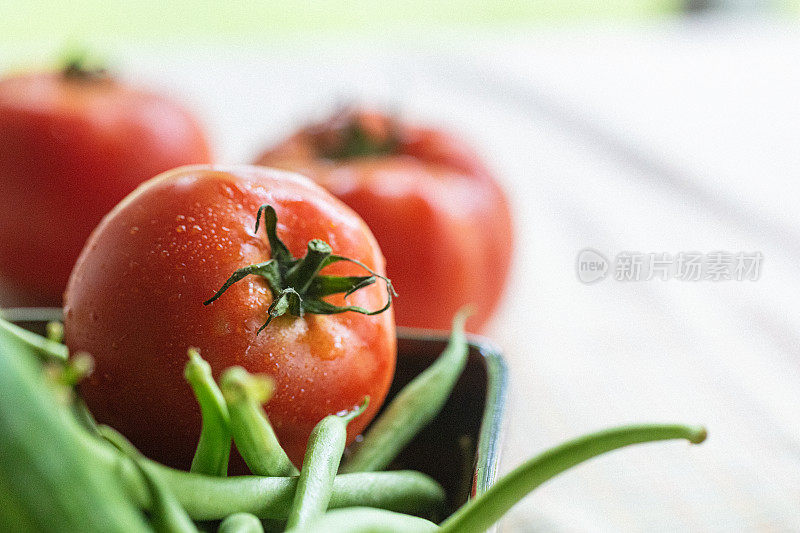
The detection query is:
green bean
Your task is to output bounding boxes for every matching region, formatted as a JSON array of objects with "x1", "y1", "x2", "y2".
[
  {"x1": 98, "y1": 424, "x2": 198, "y2": 532},
  {"x1": 218, "y1": 513, "x2": 264, "y2": 533},
  {"x1": 45, "y1": 321, "x2": 64, "y2": 343},
  {"x1": 71, "y1": 396, "x2": 101, "y2": 435},
  {"x1": 43, "y1": 352, "x2": 94, "y2": 405},
  {"x1": 131, "y1": 456, "x2": 199, "y2": 533},
  {"x1": 142, "y1": 464, "x2": 444, "y2": 521},
  {"x1": 0, "y1": 316, "x2": 67, "y2": 361},
  {"x1": 287, "y1": 507, "x2": 438, "y2": 533},
  {"x1": 342, "y1": 308, "x2": 471, "y2": 473},
  {"x1": 286, "y1": 399, "x2": 369, "y2": 530},
  {"x1": 439, "y1": 424, "x2": 708, "y2": 533},
  {"x1": 98, "y1": 424, "x2": 142, "y2": 457},
  {"x1": 0, "y1": 317, "x2": 149, "y2": 532},
  {"x1": 80, "y1": 434, "x2": 445, "y2": 521},
  {"x1": 221, "y1": 366, "x2": 298, "y2": 477},
  {"x1": 46, "y1": 351, "x2": 93, "y2": 388},
  {"x1": 185, "y1": 348, "x2": 231, "y2": 476}
]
